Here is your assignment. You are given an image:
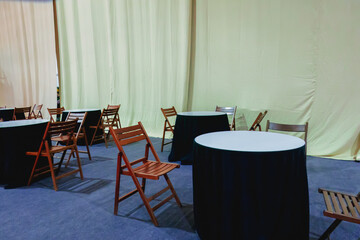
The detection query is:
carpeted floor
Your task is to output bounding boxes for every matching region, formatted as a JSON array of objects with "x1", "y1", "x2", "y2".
[{"x1": 0, "y1": 138, "x2": 359, "y2": 240}]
